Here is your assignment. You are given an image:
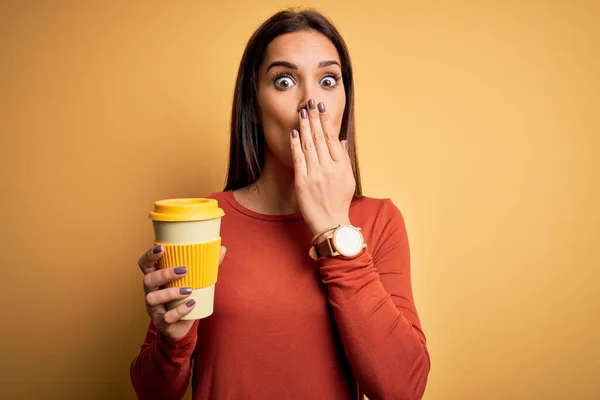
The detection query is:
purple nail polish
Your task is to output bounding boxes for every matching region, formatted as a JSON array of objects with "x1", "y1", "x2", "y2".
[
  {"x1": 186, "y1": 299, "x2": 196, "y2": 307},
  {"x1": 318, "y1": 102, "x2": 326, "y2": 113},
  {"x1": 308, "y1": 99, "x2": 315, "y2": 110},
  {"x1": 291, "y1": 129, "x2": 298, "y2": 138},
  {"x1": 300, "y1": 109, "x2": 307, "y2": 119},
  {"x1": 152, "y1": 245, "x2": 162, "y2": 254},
  {"x1": 180, "y1": 287, "x2": 192, "y2": 295},
  {"x1": 173, "y1": 266, "x2": 187, "y2": 275}
]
